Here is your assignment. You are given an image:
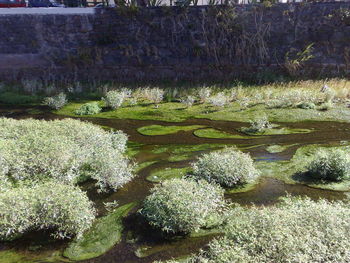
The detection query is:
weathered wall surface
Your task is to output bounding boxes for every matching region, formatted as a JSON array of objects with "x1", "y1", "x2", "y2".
[{"x1": 1, "y1": 3, "x2": 350, "y2": 86}]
